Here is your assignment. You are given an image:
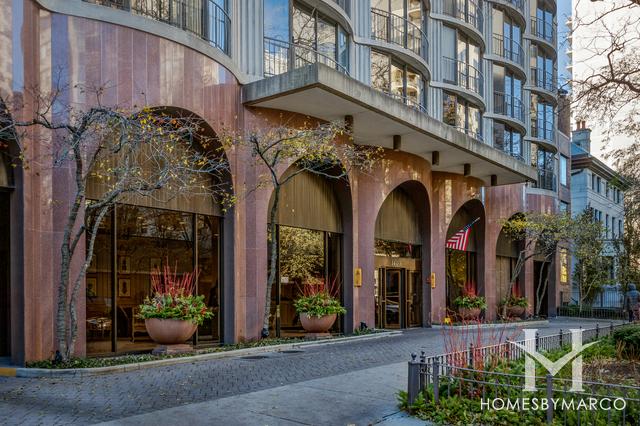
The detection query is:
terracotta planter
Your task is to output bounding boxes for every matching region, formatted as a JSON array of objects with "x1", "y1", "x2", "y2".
[
  {"x1": 457, "y1": 307, "x2": 482, "y2": 321},
  {"x1": 299, "y1": 313, "x2": 337, "y2": 333},
  {"x1": 506, "y1": 305, "x2": 525, "y2": 318},
  {"x1": 145, "y1": 318, "x2": 197, "y2": 345}
]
